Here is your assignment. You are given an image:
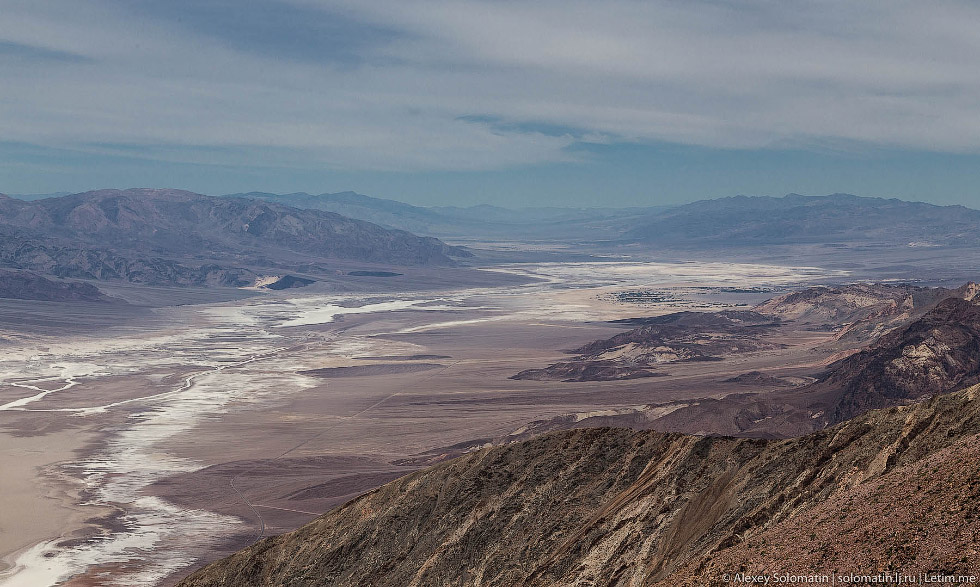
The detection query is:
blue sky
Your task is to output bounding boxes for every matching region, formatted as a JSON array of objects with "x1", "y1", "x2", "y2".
[{"x1": 3, "y1": 0, "x2": 980, "y2": 207}]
